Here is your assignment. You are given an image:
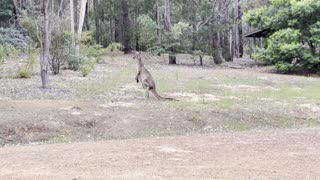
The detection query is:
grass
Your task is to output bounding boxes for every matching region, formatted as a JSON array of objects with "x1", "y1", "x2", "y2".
[{"x1": 1, "y1": 53, "x2": 320, "y2": 134}]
